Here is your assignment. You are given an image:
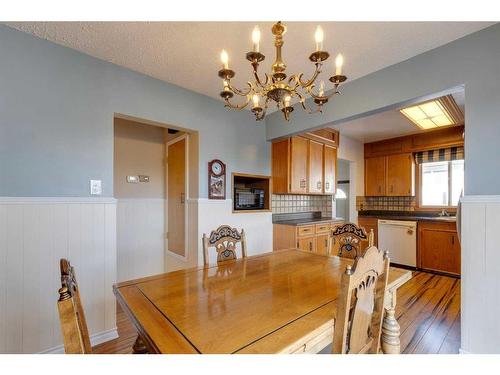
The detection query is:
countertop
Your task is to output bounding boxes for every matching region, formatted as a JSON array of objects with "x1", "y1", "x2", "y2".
[
  {"x1": 358, "y1": 211, "x2": 456, "y2": 223},
  {"x1": 272, "y1": 211, "x2": 344, "y2": 226}
]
